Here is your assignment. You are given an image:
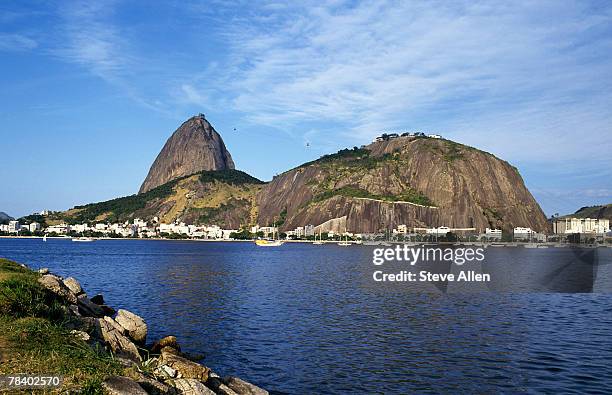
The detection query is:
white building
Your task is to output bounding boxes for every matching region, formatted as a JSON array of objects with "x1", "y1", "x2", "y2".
[
  {"x1": 485, "y1": 228, "x2": 502, "y2": 240},
  {"x1": 46, "y1": 224, "x2": 70, "y2": 234},
  {"x1": 395, "y1": 224, "x2": 408, "y2": 234},
  {"x1": 428, "y1": 134, "x2": 442, "y2": 139},
  {"x1": 426, "y1": 226, "x2": 451, "y2": 235},
  {"x1": 8, "y1": 221, "x2": 20, "y2": 233},
  {"x1": 29, "y1": 222, "x2": 41, "y2": 232},
  {"x1": 304, "y1": 224, "x2": 315, "y2": 237},
  {"x1": 71, "y1": 223, "x2": 89, "y2": 233},
  {"x1": 553, "y1": 218, "x2": 610, "y2": 234}
]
